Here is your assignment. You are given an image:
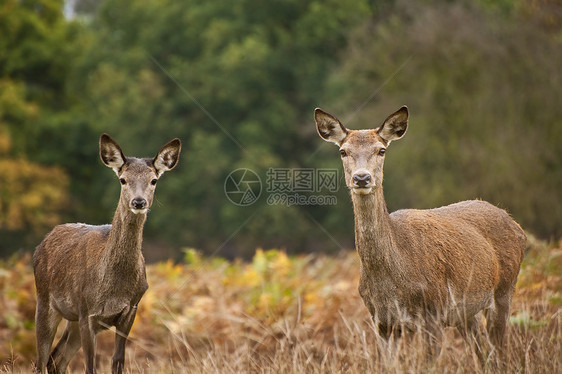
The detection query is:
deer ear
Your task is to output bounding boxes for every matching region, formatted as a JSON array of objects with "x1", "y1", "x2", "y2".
[
  {"x1": 314, "y1": 108, "x2": 348, "y2": 146},
  {"x1": 100, "y1": 133, "x2": 126, "y2": 174},
  {"x1": 378, "y1": 106, "x2": 409, "y2": 144},
  {"x1": 153, "y1": 138, "x2": 181, "y2": 176}
]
